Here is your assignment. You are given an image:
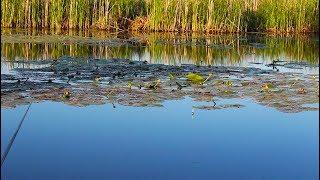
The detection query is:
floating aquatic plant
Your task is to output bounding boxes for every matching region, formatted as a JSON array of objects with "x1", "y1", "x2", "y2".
[
  {"x1": 186, "y1": 73, "x2": 204, "y2": 84},
  {"x1": 1, "y1": 57, "x2": 318, "y2": 113},
  {"x1": 128, "y1": 81, "x2": 133, "y2": 89},
  {"x1": 225, "y1": 80, "x2": 233, "y2": 86},
  {"x1": 186, "y1": 73, "x2": 212, "y2": 85},
  {"x1": 62, "y1": 90, "x2": 71, "y2": 99},
  {"x1": 261, "y1": 83, "x2": 275, "y2": 92},
  {"x1": 223, "y1": 90, "x2": 236, "y2": 95},
  {"x1": 169, "y1": 73, "x2": 176, "y2": 81}
]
